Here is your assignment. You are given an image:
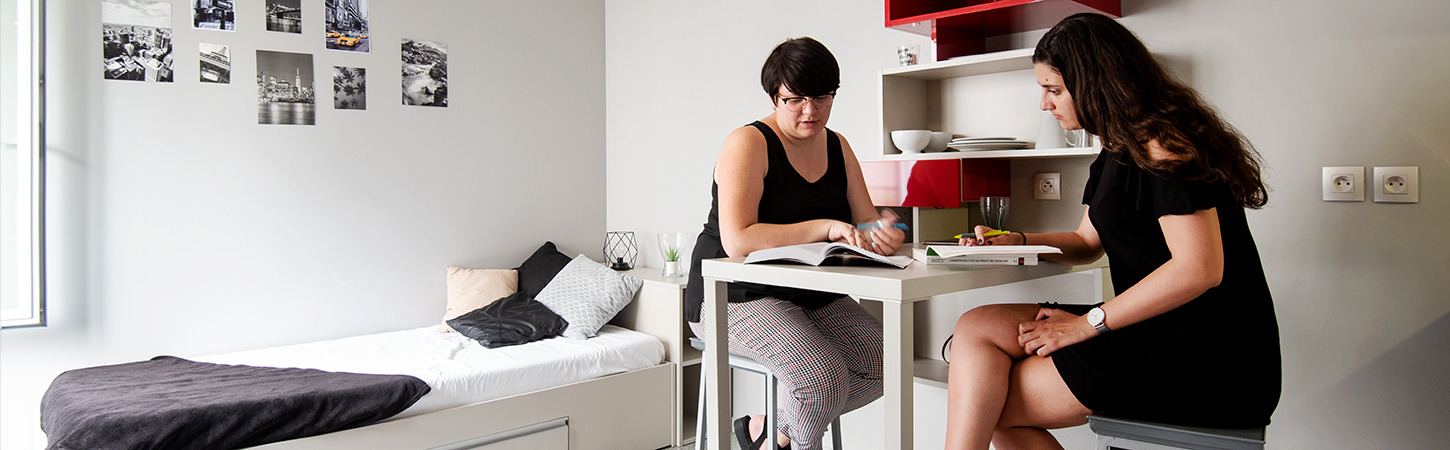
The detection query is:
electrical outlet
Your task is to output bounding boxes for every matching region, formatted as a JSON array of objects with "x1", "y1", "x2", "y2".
[
  {"x1": 1322, "y1": 166, "x2": 1364, "y2": 201},
  {"x1": 1373, "y1": 166, "x2": 1419, "y2": 203},
  {"x1": 1033, "y1": 172, "x2": 1061, "y2": 200}
]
